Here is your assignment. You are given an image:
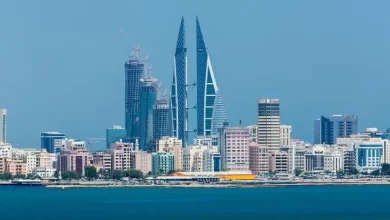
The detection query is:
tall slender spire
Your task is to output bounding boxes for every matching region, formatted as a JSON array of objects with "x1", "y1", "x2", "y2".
[
  {"x1": 196, "y1": 16, "x2": 206, "y2": 50},
  {"x1": 170, "y1": 17, "x2": 188, "y2": 145},
  {"x1": 196, "y1": 17, "x2": 227, "y2": 136},
  {"x1": 176, "y1": 17, "x2": 186, "y2": 50}
]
